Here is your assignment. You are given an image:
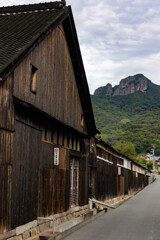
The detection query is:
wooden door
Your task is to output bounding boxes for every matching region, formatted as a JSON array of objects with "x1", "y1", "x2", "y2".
[
  {"x1": 118, "y1": 176, "x2": 124, "y2": 195},
  {"x1": 70, "y1": 157, "x2": 79, "y2": 207}
]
